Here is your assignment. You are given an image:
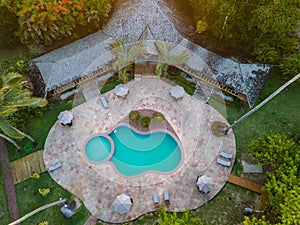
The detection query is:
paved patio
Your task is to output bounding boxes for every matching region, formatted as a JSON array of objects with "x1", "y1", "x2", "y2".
[{"x1": 43, "y1": 79, "x2": 236, "y2": 223}]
